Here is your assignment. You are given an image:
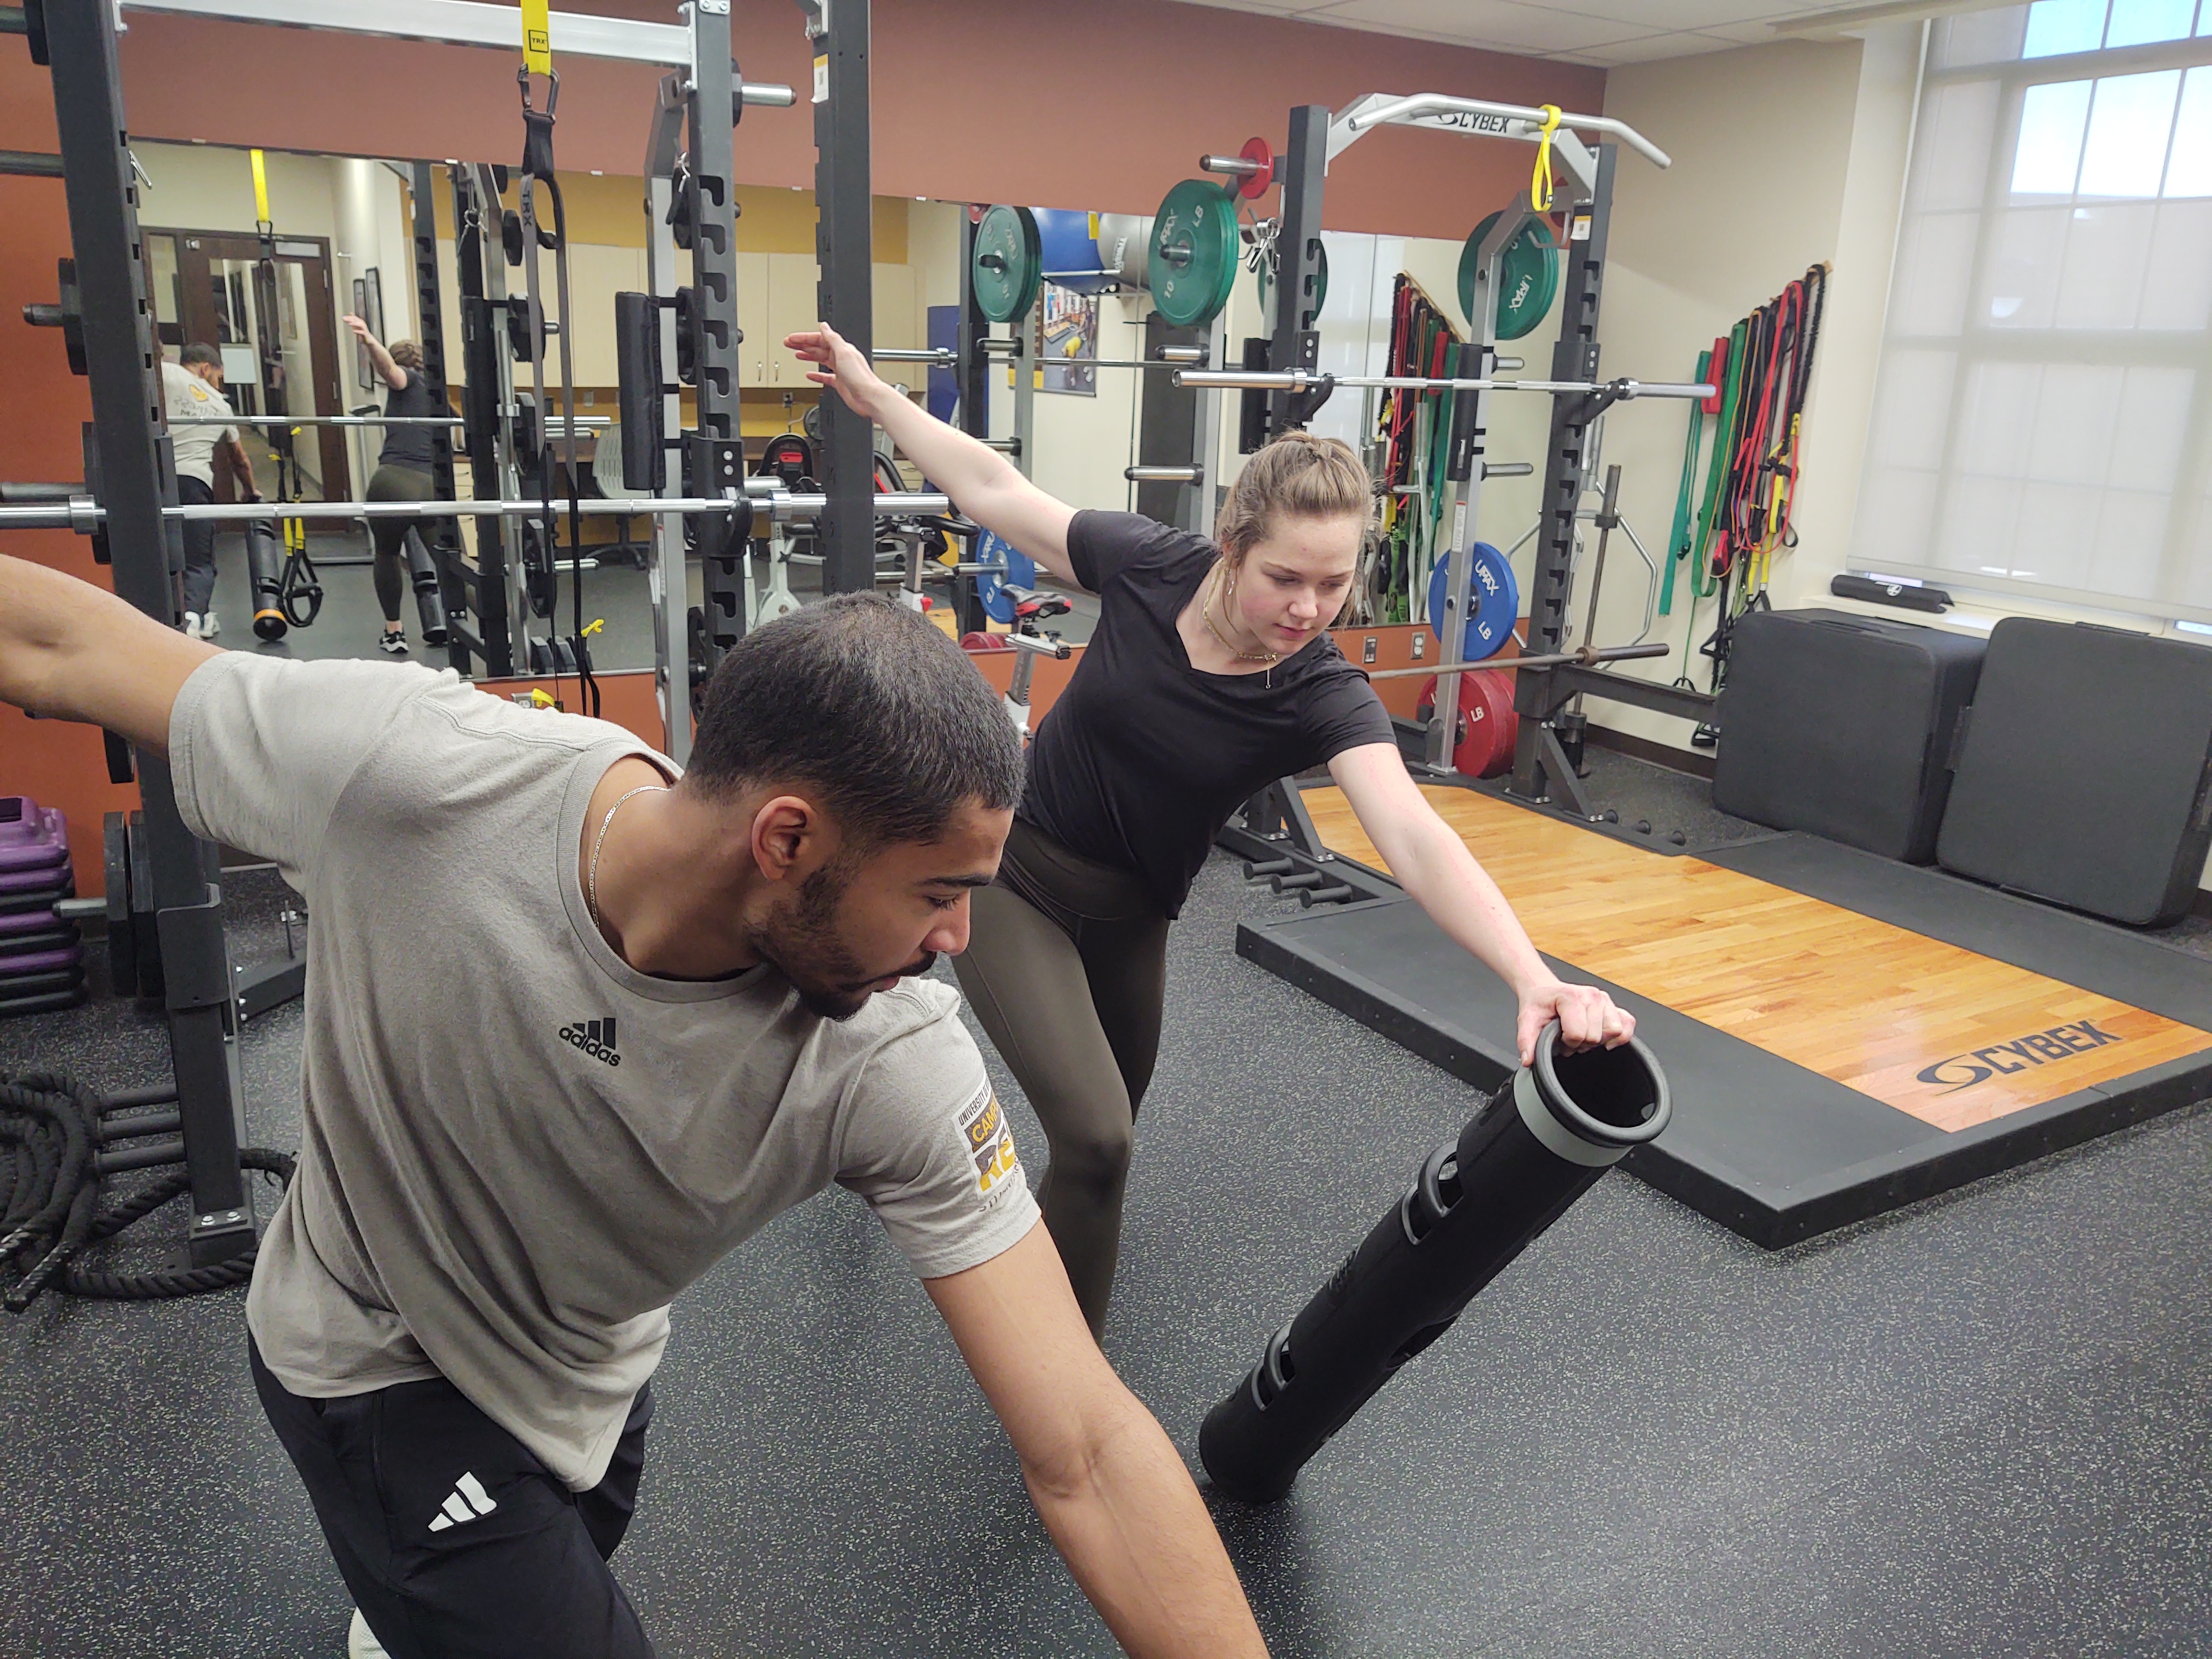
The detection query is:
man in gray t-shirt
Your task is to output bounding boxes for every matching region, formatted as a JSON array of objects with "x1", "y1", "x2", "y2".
[
  {"x1": 0, "y1": 564, "x2": 1270, "y2": 1659},
  {"x1": 161, "y1": 342, "x2": 260, "y2": 639}
]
